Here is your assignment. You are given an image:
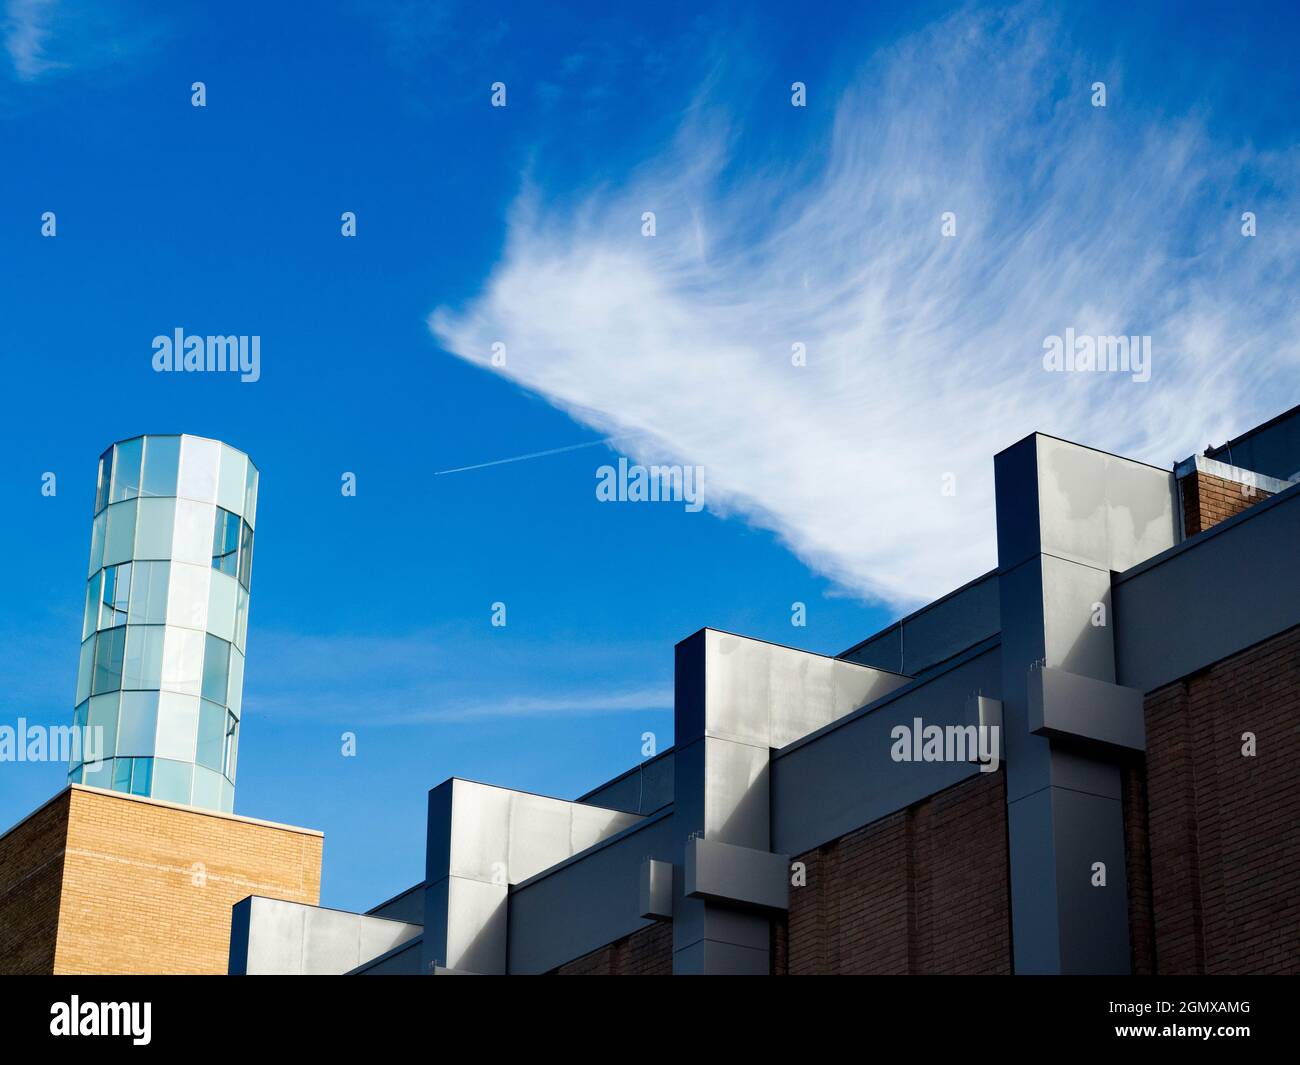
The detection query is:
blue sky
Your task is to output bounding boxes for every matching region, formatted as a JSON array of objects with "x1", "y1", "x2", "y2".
[{"x1": 1, "y1": 0, "x2": 1297, "y2": 911}]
